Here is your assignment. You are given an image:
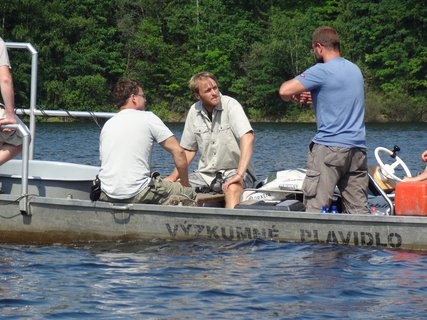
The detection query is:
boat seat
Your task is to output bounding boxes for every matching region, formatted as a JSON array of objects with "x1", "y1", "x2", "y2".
[
  {"x1": 196, "y1": 193, "x2": 225, "y2": 207},
  {"x1": 368, "y1": 166, "x2": 396, "y2": 194},
  {"x1": 162, "y1": 193, "x2": 225, "y2": 207}
]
